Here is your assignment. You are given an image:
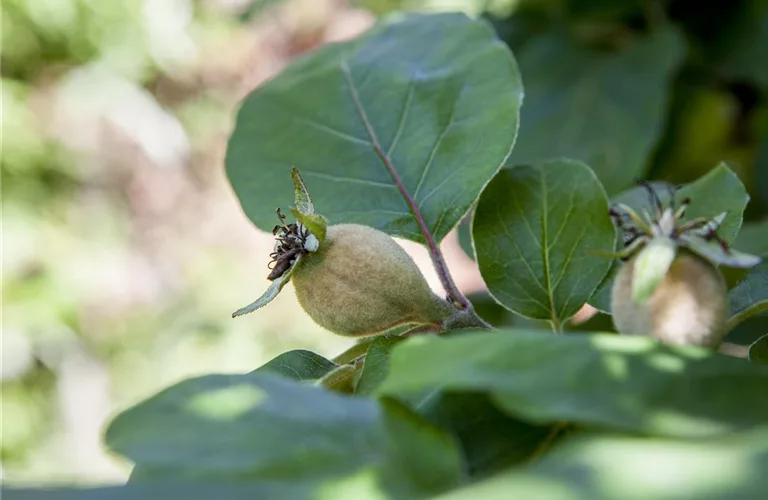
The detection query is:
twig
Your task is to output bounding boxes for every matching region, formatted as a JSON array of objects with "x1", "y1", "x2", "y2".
[{"x1": 340, "y1": 61, "x2": 489, "y2": 329}]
